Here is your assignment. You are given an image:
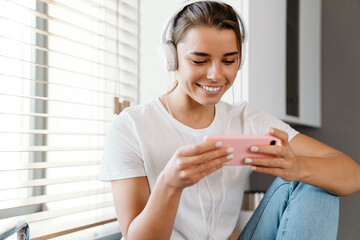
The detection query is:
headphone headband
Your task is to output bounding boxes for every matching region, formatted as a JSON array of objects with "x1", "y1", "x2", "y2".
[{"x1": 161, "y1": 0, "x2": 247, "y2": 71}]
